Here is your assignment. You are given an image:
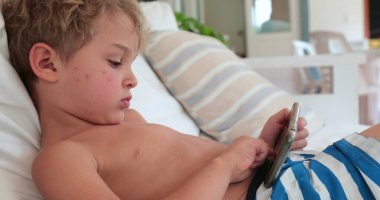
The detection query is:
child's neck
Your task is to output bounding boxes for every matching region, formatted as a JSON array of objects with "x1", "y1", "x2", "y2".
[{"x1": 38, "y1": 103, "x2": 94, "y2": 148}]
